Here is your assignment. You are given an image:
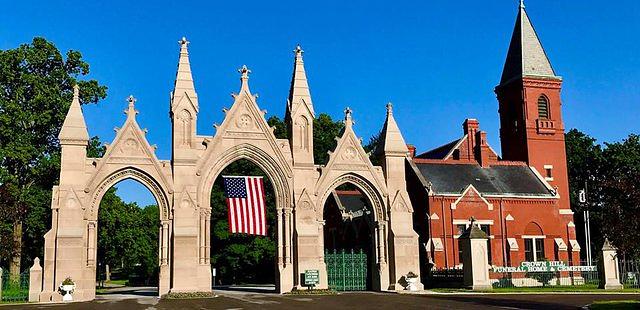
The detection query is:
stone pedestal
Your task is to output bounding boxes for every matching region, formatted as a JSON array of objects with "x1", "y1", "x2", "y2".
[
  {"x1": 599, "y1": 238, "x2": 623, "y2": 290},
  {"x1": 29, "y1": 258, "x2": 43, "y2": 302},
  {"x1": 459, "y1": 219, "x2": 492, "y2": 290}
]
